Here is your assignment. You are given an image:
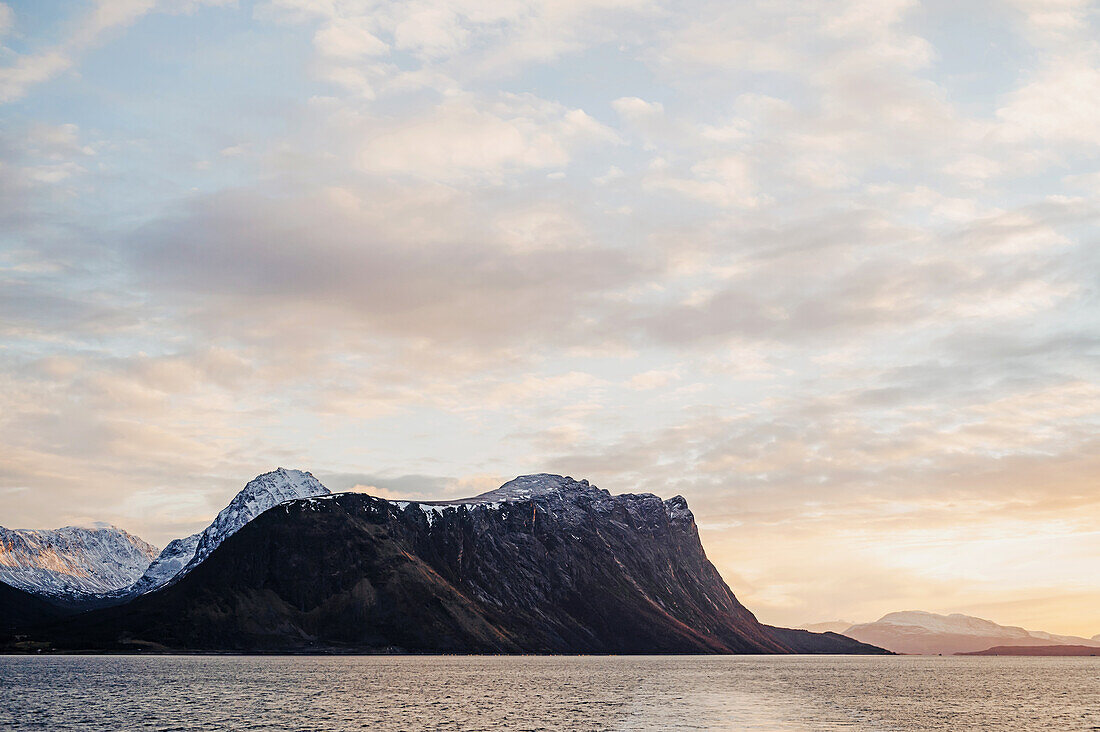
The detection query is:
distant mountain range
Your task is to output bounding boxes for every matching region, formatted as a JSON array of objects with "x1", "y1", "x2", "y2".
[
  {"x1": 960, "y1": 645, "x2": 1100, "y2": 656},
  {"x1": 837, "y1": 611, "x2": 1100, "y2": 655},
  {"x1": 0, "y1": 523, "x2": 158, "y2": 596},
  {"x1": 1, "y1": 468, "x2": 327, "y2": 602},
  {"x1": 0, "y1": 471, "x2": 885, "y2": 655}
]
